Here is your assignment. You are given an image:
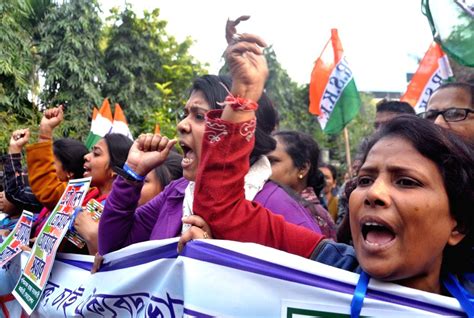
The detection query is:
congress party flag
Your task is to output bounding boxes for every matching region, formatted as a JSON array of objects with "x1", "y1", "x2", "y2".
[
  {"x1": 422, "y1": 0, "x2": 474, "y2": 67},
  {"x1": 309, "y1": 29, "x2": 361, "y2": 135},
  {"x1": 401, "y1": 42, "x2": 453, "y2": 113},
  {"x1": 84, "y1": 98, "x2": 113, "y2": 150}
]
